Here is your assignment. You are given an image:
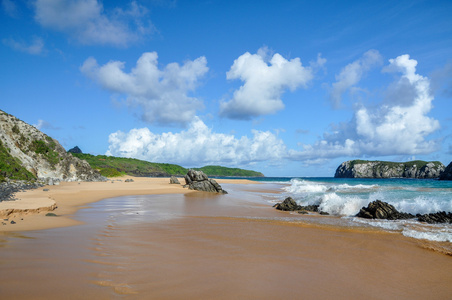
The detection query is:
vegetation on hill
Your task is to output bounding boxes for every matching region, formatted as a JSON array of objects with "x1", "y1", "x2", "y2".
[
  {"x1": 193, "y1": 165, "x2": 264, "y2": 177},
  {"x1": 0, "y1": 140, "x2": 36, "y2": 182},
  {"x1": 70, "y1": 153, "x2": 187, "y2": 177},
  {"x1": 70, "y1": 153, "x2": 265, "y2": 178},
  {"x1": 349, "y1": 160, "x2": 443, "y2": 169}
]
